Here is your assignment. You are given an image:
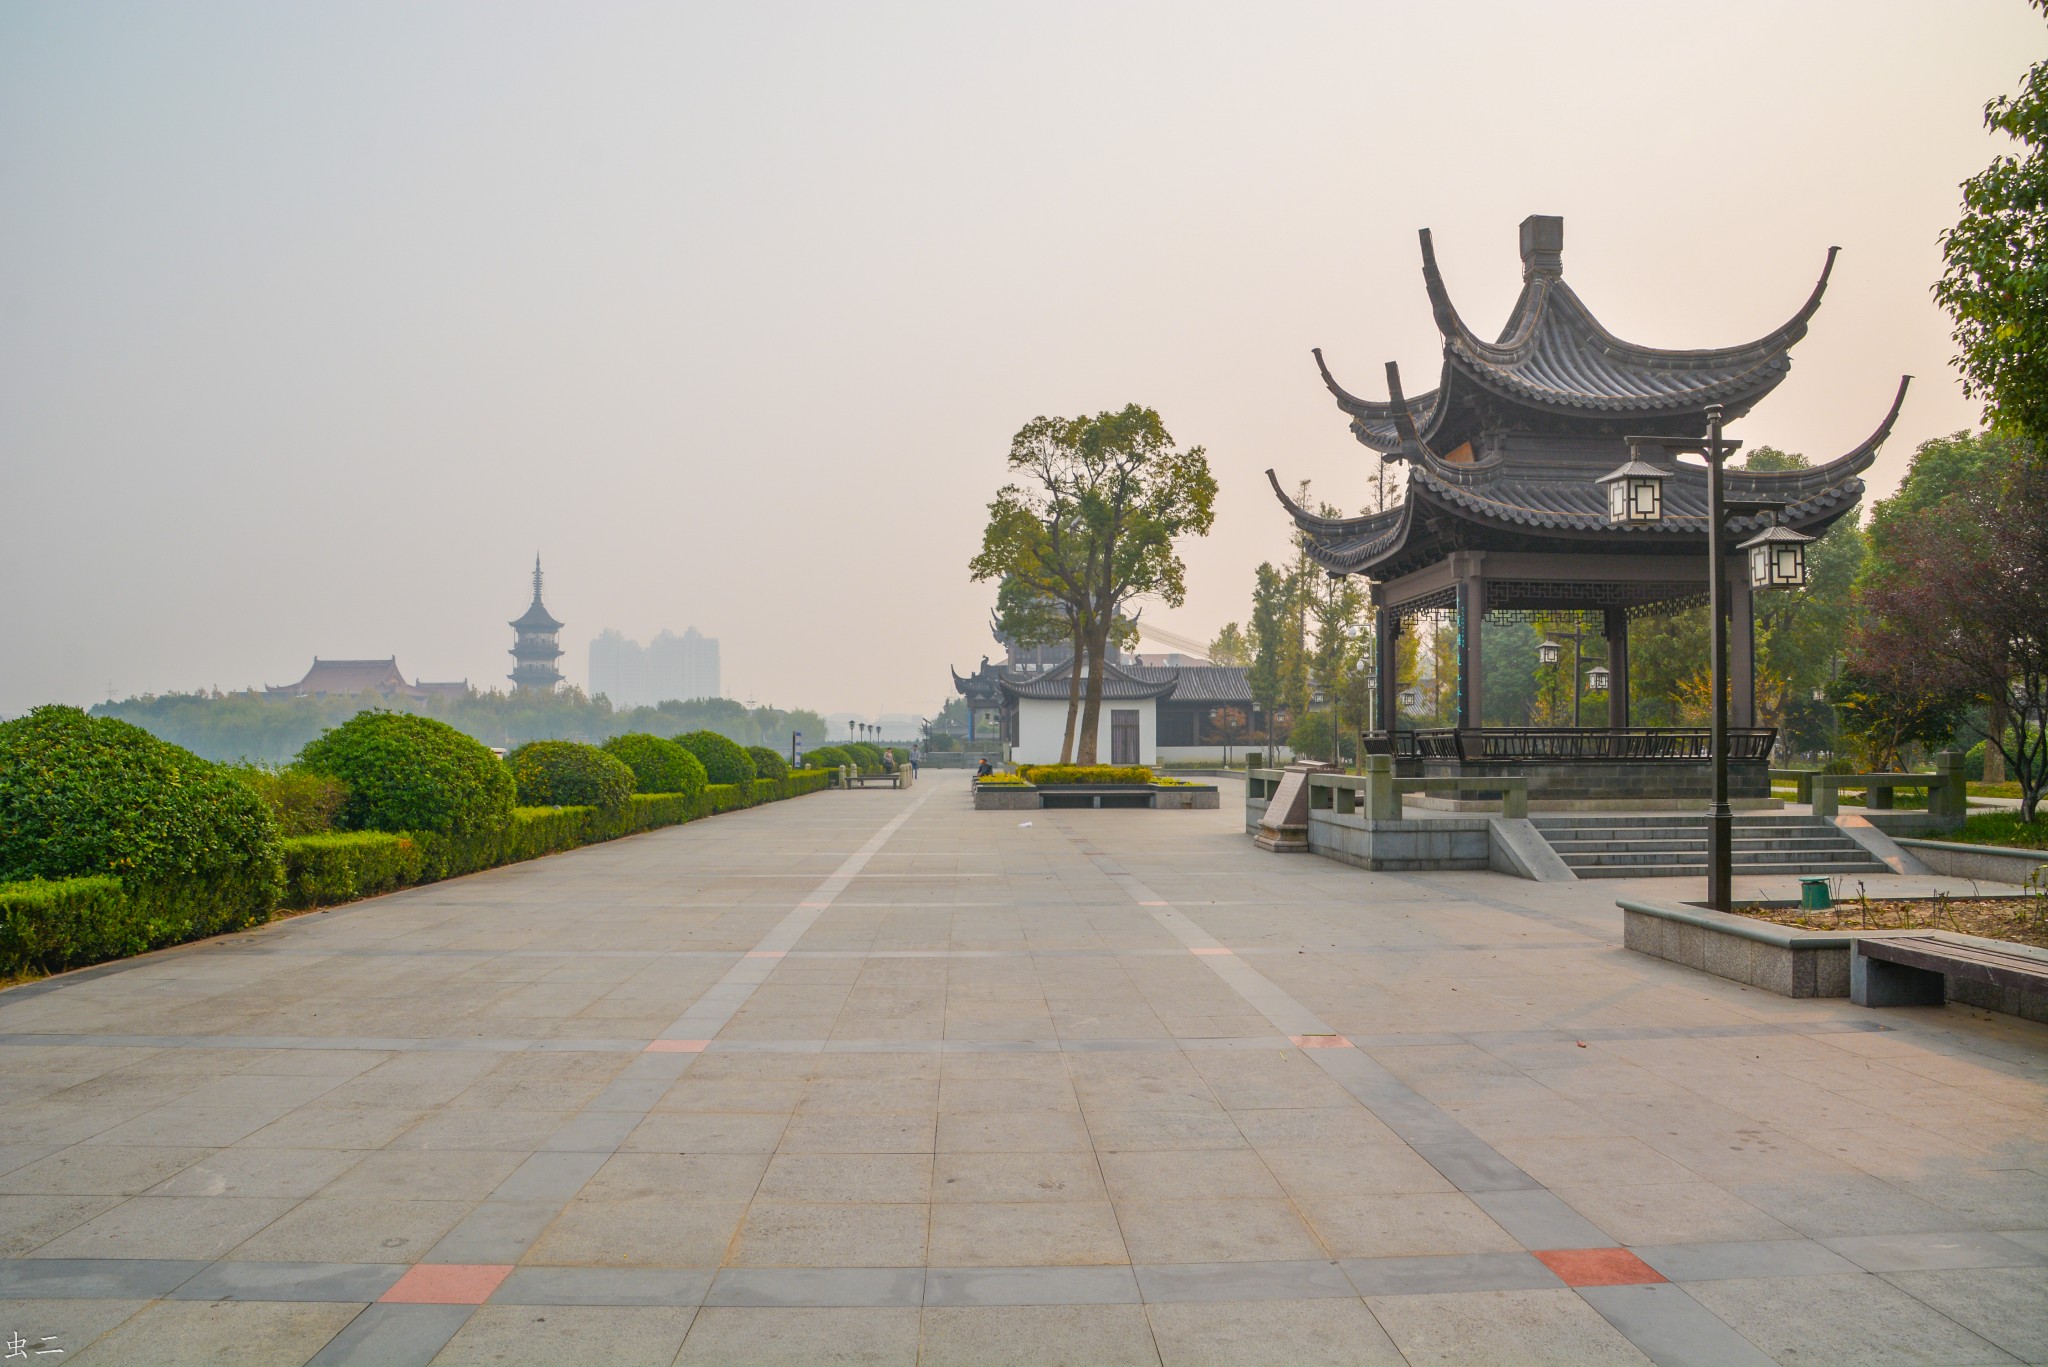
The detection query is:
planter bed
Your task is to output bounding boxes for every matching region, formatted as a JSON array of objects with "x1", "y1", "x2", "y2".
[{"x1": 973, "y1": 782, "x2": 1218, "y2": 812}]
